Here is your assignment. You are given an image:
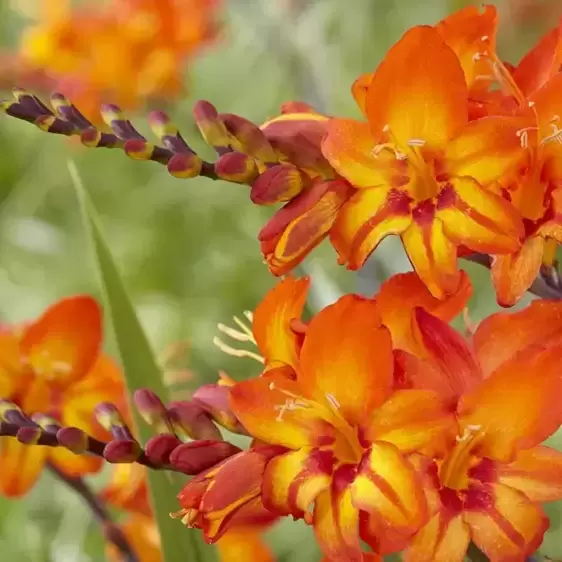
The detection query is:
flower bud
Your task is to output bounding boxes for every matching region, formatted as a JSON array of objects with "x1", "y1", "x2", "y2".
[
  {"x1": 144, "y1": 434, "x2": 182, "y2": 465},
  {"x1": 192, "y1": 100, "x2": 231, "y2": 154},
  {"x1": 167, "y1": 401, "x2": 222, "y2": 441},
  {"x1": 220, "y1": 113, "x2": 277, "y2": 163},
  {"x1": 167, "y1": 152, "x2": 203, "y2": 179},
  {"x1": 251, "y1": 164, "x2": 308, "y2": 205},
  {"x1": 100, "y1": 104, "x2": 144, "y2": 141},
  {"x1": 104, "y1": 439, "x2": 143, "y2": 463},
  {"x1": 169, "y1": 440, "x2": 241, "y2": 475},
  {"x1": 192, "y1": 384, "x2": 247, "y2": 434},
  {"x1": 133, "y1": 389, "x2": 174, "y2": 434},
  {"x1": 215, "y1": 152, "x2": 258, "y2": 184},
  {"x1": 57, "y1": 427, "x2": 90, "y2": 454}
]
